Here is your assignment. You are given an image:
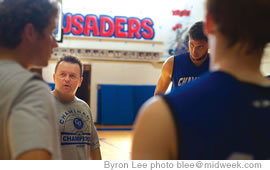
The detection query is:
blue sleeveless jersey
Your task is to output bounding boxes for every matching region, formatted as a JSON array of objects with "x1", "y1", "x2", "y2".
[
  {"x1": 164, "y1": 71, "x2": 270, "y2": 159},
  {"x1": 171, "y1": 53, "x2": 209, "y2": 90}
]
